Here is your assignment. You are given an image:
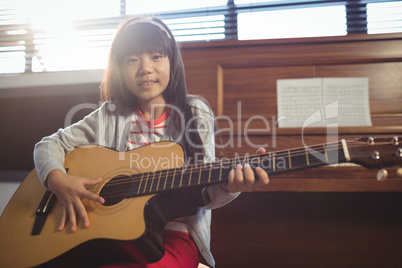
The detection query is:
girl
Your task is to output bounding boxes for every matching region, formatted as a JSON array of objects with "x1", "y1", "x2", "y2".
[{"x1": 34, "y1": 16, "x2": 269, "y2": 267}]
